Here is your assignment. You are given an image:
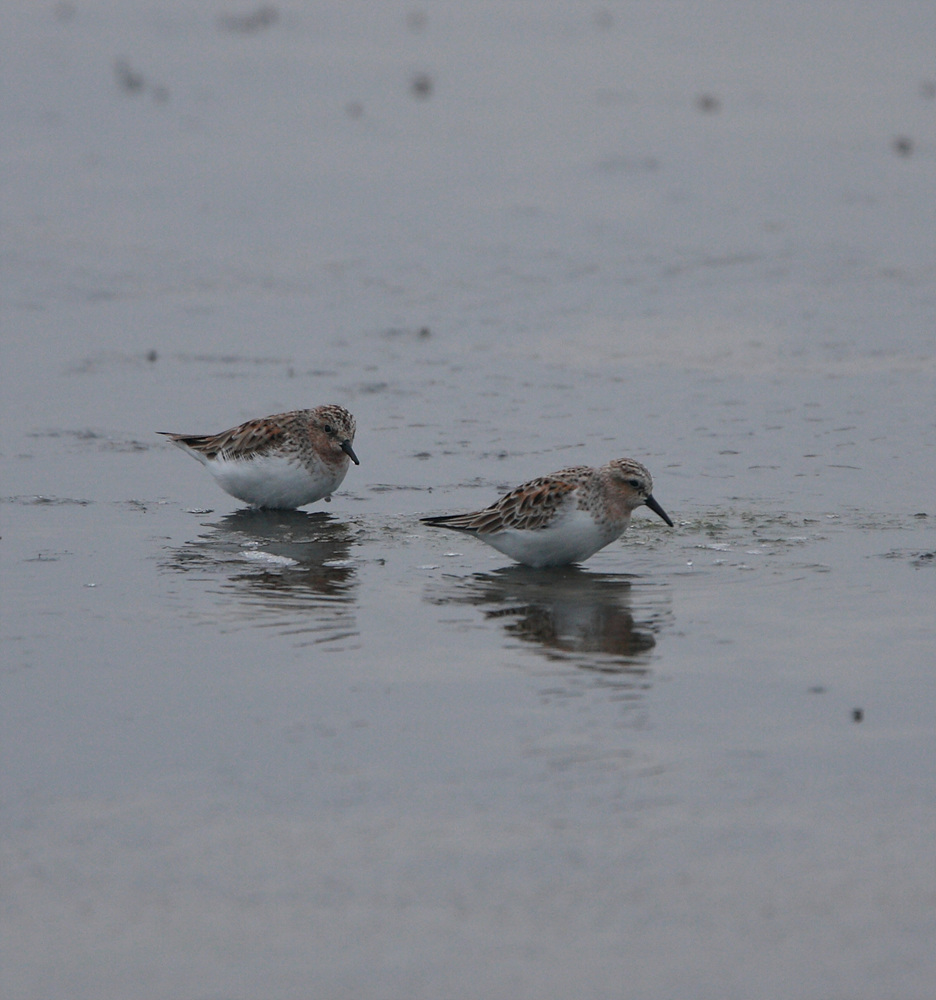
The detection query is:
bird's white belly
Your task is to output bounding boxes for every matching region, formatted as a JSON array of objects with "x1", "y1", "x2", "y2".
[
  {"x1": 486, "y1": 508, "x2": 626, "y2": 567},
  {"x1": 209, "y1": 454, "x2": 347, "y2": 509}
]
